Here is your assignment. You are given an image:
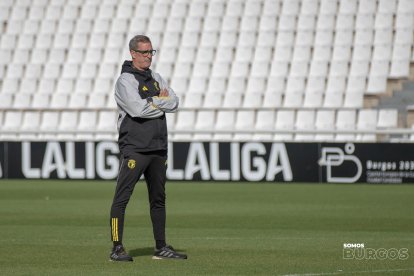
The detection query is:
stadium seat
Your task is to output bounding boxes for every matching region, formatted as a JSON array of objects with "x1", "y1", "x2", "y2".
[
  {"x1": 58, "y1": 111, "x2": 78, "y2": 140},
  {"x1": 20, "y1": 111, "x2": 41, "y2": 140},
  {"x1": 335, "y1": 109, "x2": 357, "y2": 141},
  {"x1": 295, "y1": 110, "x2": 316, "y2": 141},
  {"x1": 356, "y1": 109, "x2": 378, "y2": 141},
  {"x1": 193, "y1": 110, "x2": 215, "y2": 141},
  {"x1": 233, "y1": 110, "x2": 255, "y2": 141},
  {"x1": 314, "y1": 110, "x2": 335, "y2": 141},
  {"x1": 274, "y1": 110, "x2": 295, "y2": 141},
  {"x1": 12, "y1": 94, "x2": 31, "y2": 110}
]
